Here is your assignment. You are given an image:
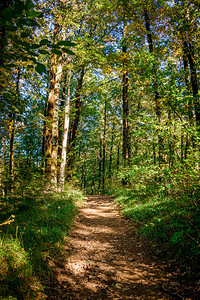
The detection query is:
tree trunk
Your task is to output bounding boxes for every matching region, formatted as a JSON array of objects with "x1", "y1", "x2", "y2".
[
  {"x1": 181, "y1": 131, "x2": 184, "y2": 163},
  {"x1": 117, "y1": 143, "x2": 120, "y2": 171},
  {"x1": 41, "y1": 96, "x2": 48, "y2": 174},
  {"x1": 51, "y1": 55, "x2": 63, "y2": 185},
  {"x1": 108, "y1": 126, "x2": 114, "y2": 179},
  {"x1": 186, "y1": 42, "x2": 200, "y2": 132},
  {"x1": 45, "y1": 54, "x2": 57, "y2": 181},
  {"x1": 9, "y1": 113, "x2": 15, "y2": 192},
  {"x1": 102, "y1": 99, "x2": 107, "y2": 191},
  {"x1": 180, "y1": 6, "x2": 199, "y2": 168},
  {"x1": 168, "y1": 111, "x2": 173, "y2": 166},
  {"x1": 91, "y1": 161, "x2": 96, "y2": 195},
  {"x1": 58, "y1": 72, "x2": 68, "y2": 169},
  {"x1": 144, "y1": 8, "x2": 164, "y2": 163},
  {"x1": 122, "y1": 42, "x2": 131, "y2": 166},
  {"x1": 83, "y1": 153, "x2": 87, "y2": 190},
  {"x1": 45, "y1": 24, "x2": 59, "y2": 182},
  {"x1": 98, "y1": 134, "x2": 102, "y2": 191},
  {"x1": 153, "y1": 143, "x2": 156, "y2": 164},
  {"x1": 59, "y1": 73, "x2": 71, "y2": 191},
  {"x1": 67, "y1": 67, "x2": 85, "y2": 172},
  {"x1": 0, "y1": 138, "x2": 5, "y2": 196},
  {"x1": 8, "y1": 68, "x2": 20, "y2": 192},
  {"x1": 182, "y1": 42, "x2": 193, "y2": 158}
]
